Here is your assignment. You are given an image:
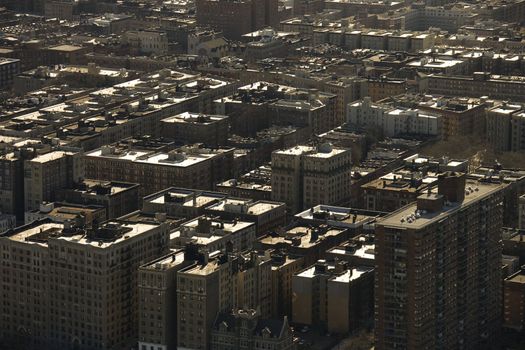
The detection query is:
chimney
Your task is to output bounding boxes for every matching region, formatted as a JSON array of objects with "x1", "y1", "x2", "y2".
[
  {"x1": 437, "y1": 171, "x2": 466, "y2": 203},
  {"x1": 310, "y1": 228, "x2": 319, "y2": 242}
]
